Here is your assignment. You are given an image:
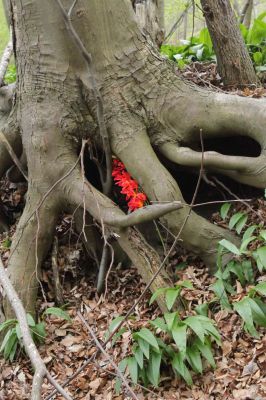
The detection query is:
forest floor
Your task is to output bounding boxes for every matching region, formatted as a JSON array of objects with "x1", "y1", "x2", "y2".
[{"x1": 0, "y1": 63, "x2": 266, "y2": 400}]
